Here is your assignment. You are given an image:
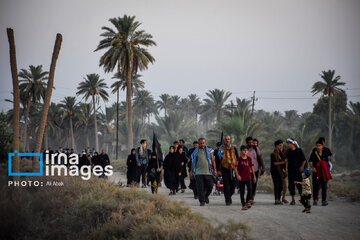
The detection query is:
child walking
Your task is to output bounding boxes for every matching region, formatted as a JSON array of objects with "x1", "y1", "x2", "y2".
[
  {"x1": 235, "y1": 145, "x2": 257, "y2": 210},
  {"x1": 295, "y1": 169, "x2": 312, "y2": 213}
]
